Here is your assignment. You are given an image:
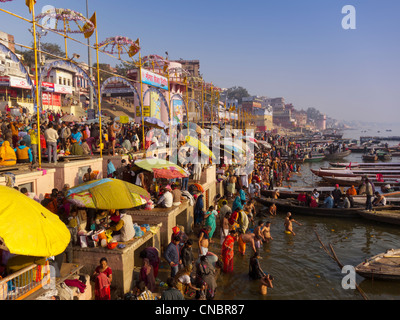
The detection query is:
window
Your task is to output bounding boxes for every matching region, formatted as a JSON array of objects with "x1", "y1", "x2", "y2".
[
  {"x1": 18, "y1": 182, "x2": 33, "y2": 193},
  {"x1": 59, "y1": 77, "x2": 62, "y2": 85}
]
